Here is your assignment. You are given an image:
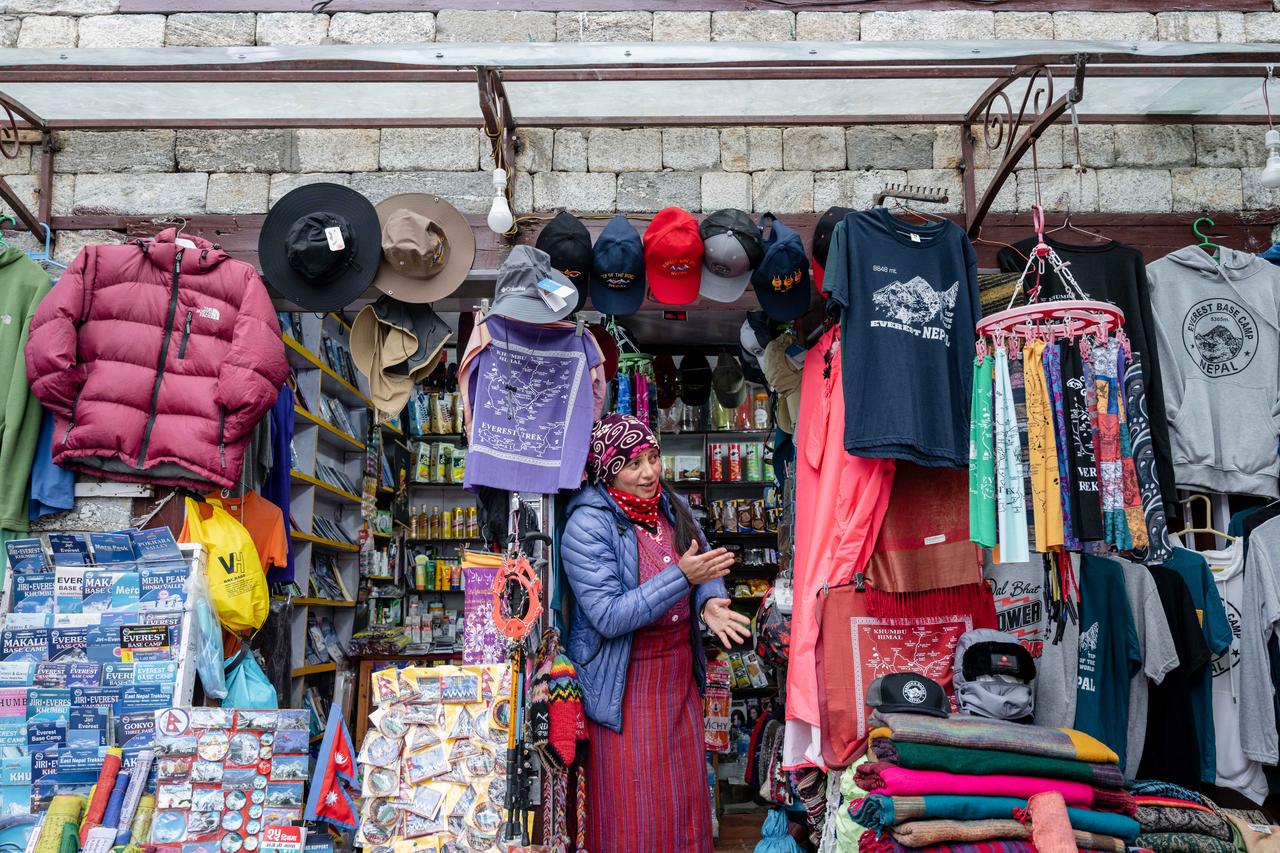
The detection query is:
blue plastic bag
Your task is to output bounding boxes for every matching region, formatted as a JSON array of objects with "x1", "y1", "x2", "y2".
[
  {"x1": 223, "y1": 647, "x2": 278, "y2": 709},
  {"x1": 194, "y1": 595, "x2": 227, "y2": 700},
  {"x1": 753, "y1": 809, "x2": 801, "y2": 853}
]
